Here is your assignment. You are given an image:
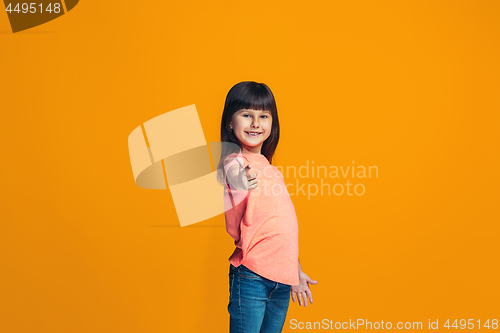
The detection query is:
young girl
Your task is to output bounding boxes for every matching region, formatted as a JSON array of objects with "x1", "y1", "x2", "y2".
[{"x1": 217, "y1": 81, "x2": 318, "y2": 333}]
